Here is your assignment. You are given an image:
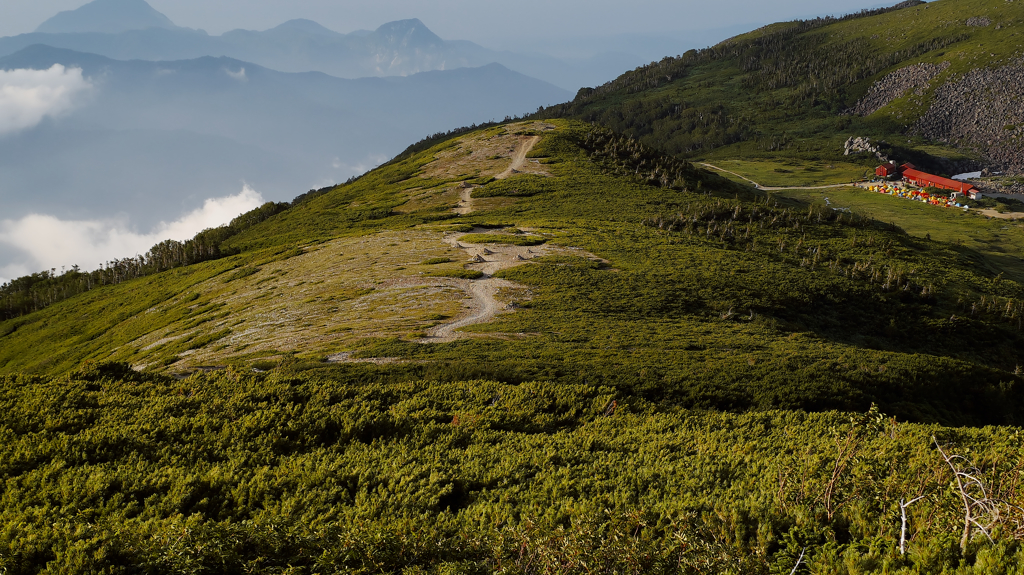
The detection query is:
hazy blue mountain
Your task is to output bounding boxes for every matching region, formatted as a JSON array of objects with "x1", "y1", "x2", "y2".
[
  {"x1": 35, "y1": 0, "x2": 182, "y2": 35},
  {"x1": 0, "y1": 0, "x2": 643, "y2": 91},
  {"x1": 0, "y1": 45, "x2": 571, "y2": 226}
]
